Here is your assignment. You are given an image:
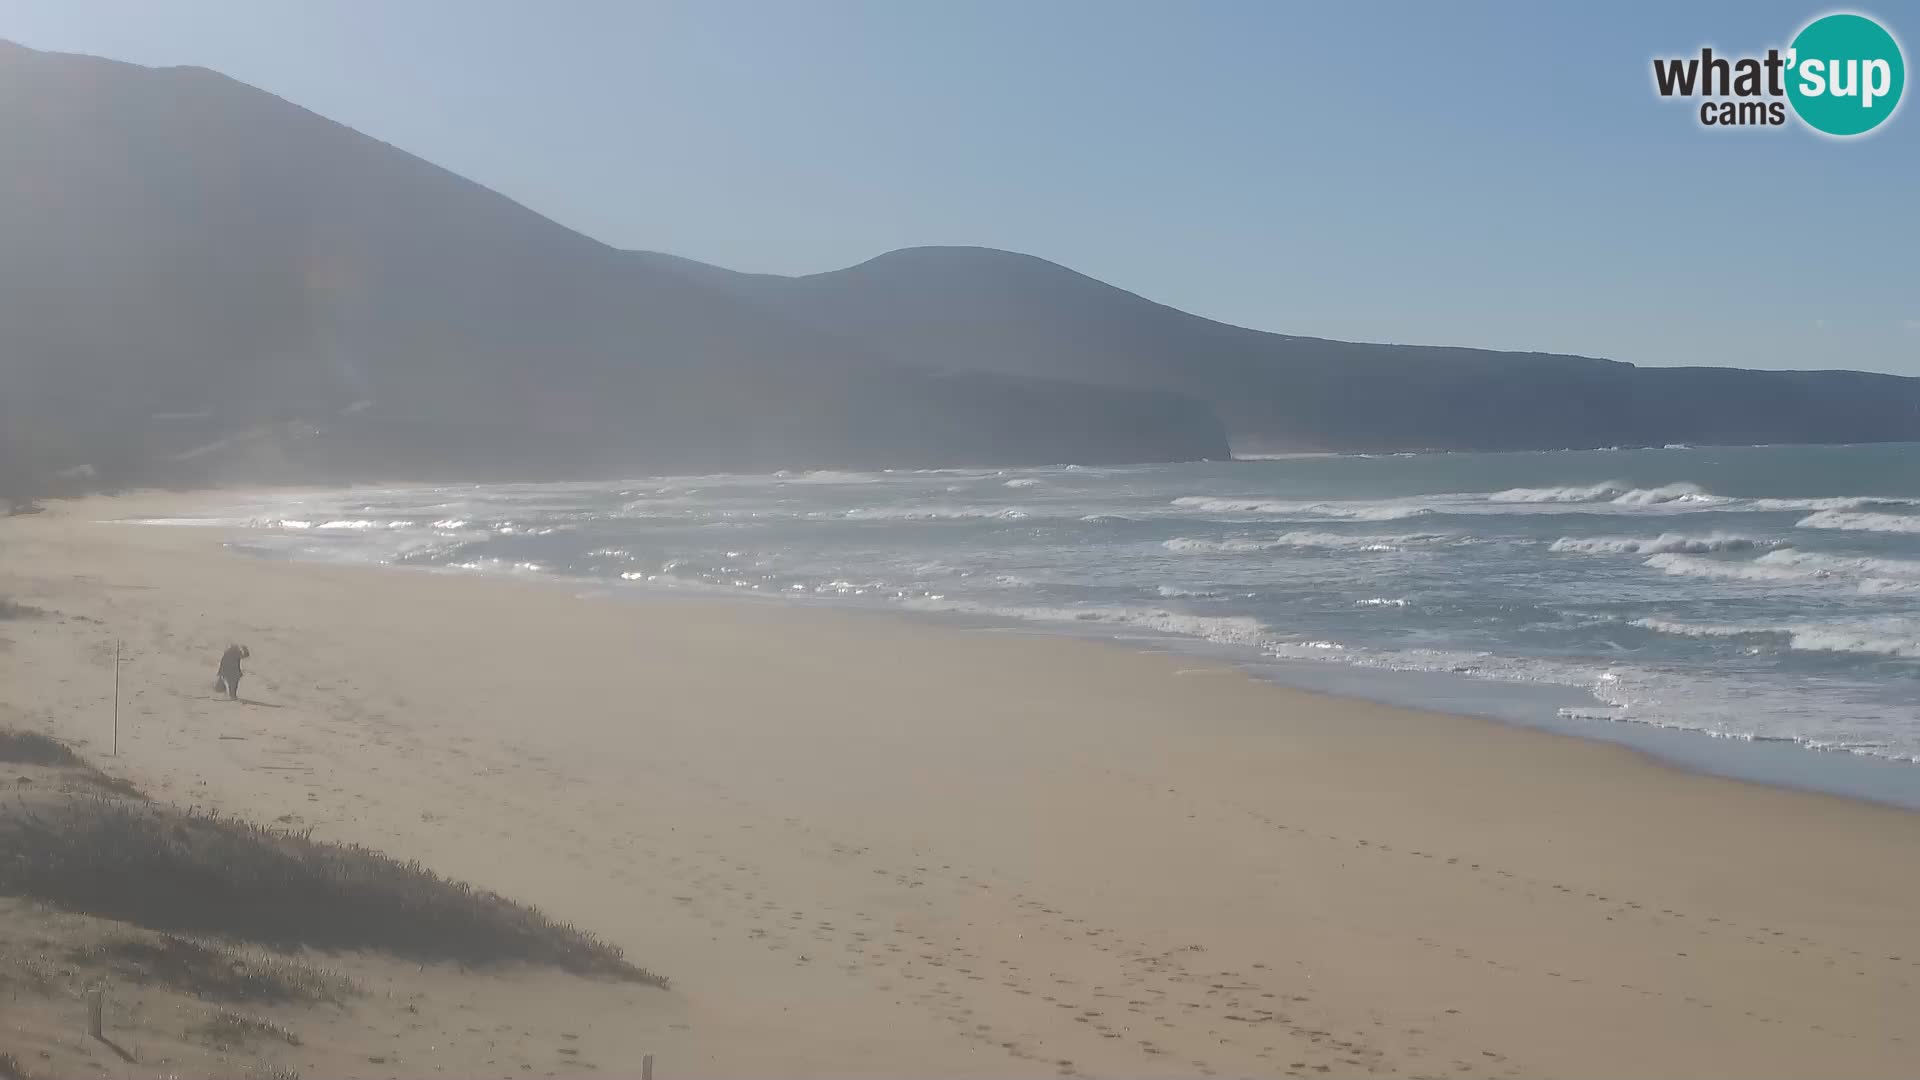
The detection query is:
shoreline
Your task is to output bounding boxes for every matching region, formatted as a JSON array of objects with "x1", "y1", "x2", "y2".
[
  {"x1": 114, "y1": 485, "x2": 1920, "y2": 813},
  {"x1": 874, "y1": 601, "x2": 1920, "y2": 814},
  {"x1": 6, "y1": 492, "x2": 1920, "y2": 1077}
]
